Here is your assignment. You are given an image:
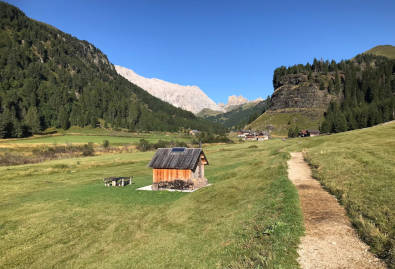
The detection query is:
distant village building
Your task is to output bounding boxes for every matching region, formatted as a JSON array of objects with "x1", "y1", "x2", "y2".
[
  {"x1": 308, "y1": 130, "x2": 320, "y2": 137},
  {"x1": 237, "y1": 130, "x2": 251, "y2": 138},
  {"x1": 298, "y1": 129, "x2": 320, "y2": 137},
  {"x1": 238, "y1": 130, "x2": 269, "y2": 141},
  {"x1": 189, "y1": 129, "x2": 201, "y2": 136},
  {"x1": 148, "y1": 147, "x2": 209, "y2": 190}
]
